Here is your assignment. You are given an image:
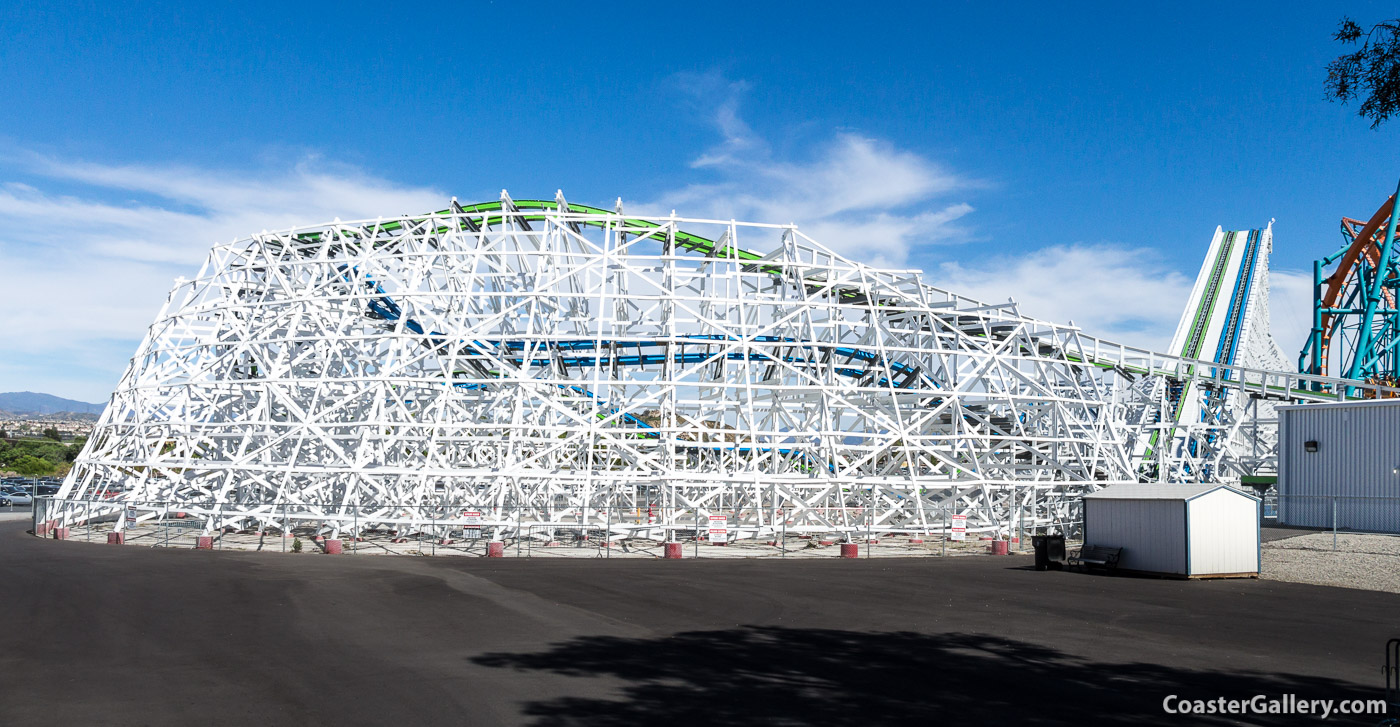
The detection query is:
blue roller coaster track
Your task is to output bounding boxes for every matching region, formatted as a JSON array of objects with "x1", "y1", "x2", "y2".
[{"x1": 323, "y1": 200, "x2": 950, "y2": 472}]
